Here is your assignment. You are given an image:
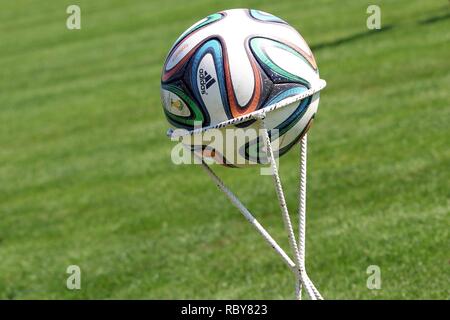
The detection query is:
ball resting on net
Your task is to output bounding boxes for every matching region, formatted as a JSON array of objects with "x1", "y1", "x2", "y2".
[{"x1": 166, "y1": 80, "x2": 326, "y2": 300}]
